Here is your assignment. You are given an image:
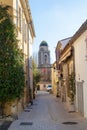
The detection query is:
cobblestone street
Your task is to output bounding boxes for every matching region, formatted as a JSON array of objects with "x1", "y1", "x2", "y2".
[{"x1": 8, "y1": 91, "x2": 87, "y2": 130}]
